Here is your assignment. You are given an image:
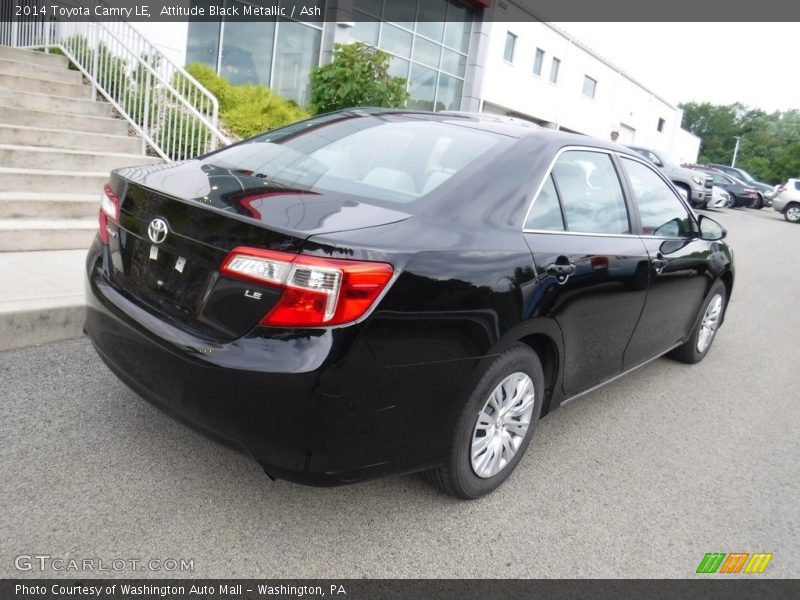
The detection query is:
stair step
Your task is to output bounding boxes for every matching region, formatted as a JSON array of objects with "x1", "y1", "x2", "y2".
[
  {"x1": 0, "y1": 72, "x2": 90, "y2": 99},
  {"x1": 0, "y1": 192, "x2": 99, "y2": 219},
  {"x1": 0, "y1": 167, "x2": 108, "y2": 194},
  {"x1": 0, "y1": 88, "x2": 112, "y2": 117},
  {"x1": 0, "y1": 57, "x2": 83, "y2": 84},
  {"x1": 0, "y1": 106, "x2": 128, "y2": 135},
  {"x1": 0, "y1": 123, "x2": 140, "y2": 154},
  {"x1": 0, "y1": 218, "x2": 97, "y2": 252},
  {"x1": 0, "y1": 249, "x2": 86, "y2": 351},
  {"x1": 0, "y1": 47, "x2": 69, "y2": 69},
  {"x1": 0, "y1": 144, "x2": 159, "y2": 173}
]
